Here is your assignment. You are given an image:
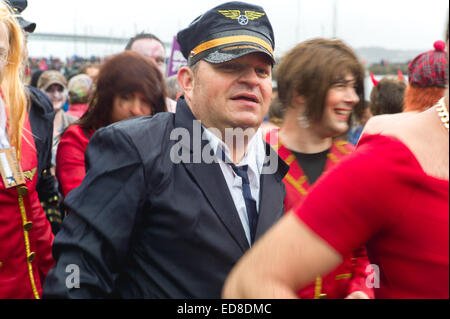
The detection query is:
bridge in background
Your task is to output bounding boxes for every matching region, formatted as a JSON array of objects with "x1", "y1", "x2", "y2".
[
  {"x1": 28, "y1": 32, "x2": 172, "y2": 49},
  {"x1": 27, "y1": 32, "x2": 285, "y2": 60}
]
